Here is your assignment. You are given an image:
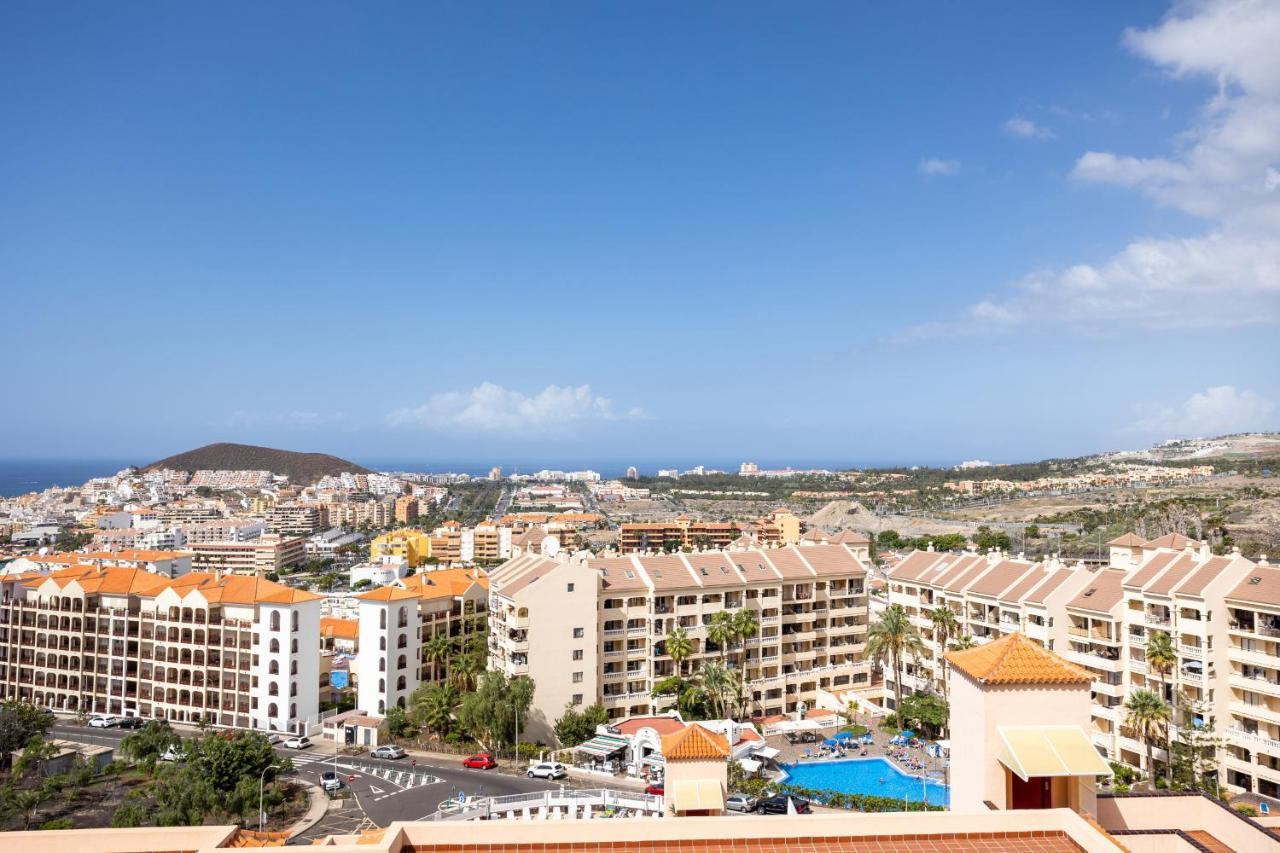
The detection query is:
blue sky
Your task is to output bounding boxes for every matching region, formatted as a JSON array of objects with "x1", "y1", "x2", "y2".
[{"x1": 2, "y1": 1, "x2": 1277, "y2": 468}]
